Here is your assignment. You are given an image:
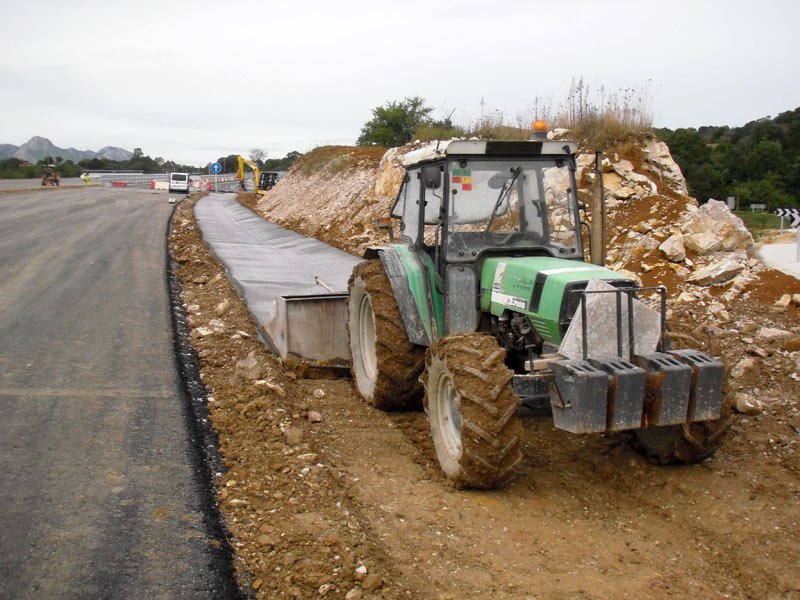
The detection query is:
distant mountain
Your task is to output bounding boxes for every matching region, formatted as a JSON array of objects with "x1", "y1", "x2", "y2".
[
  {"x1": 6, "y1": 136, "x2": 133, "y2": 163},
  {"x1": 95, "y1": 146, "x2": 132, "y2": 161},
  {"x1": 0, "y1": 143, "x2": 18, "y2": 160}
]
